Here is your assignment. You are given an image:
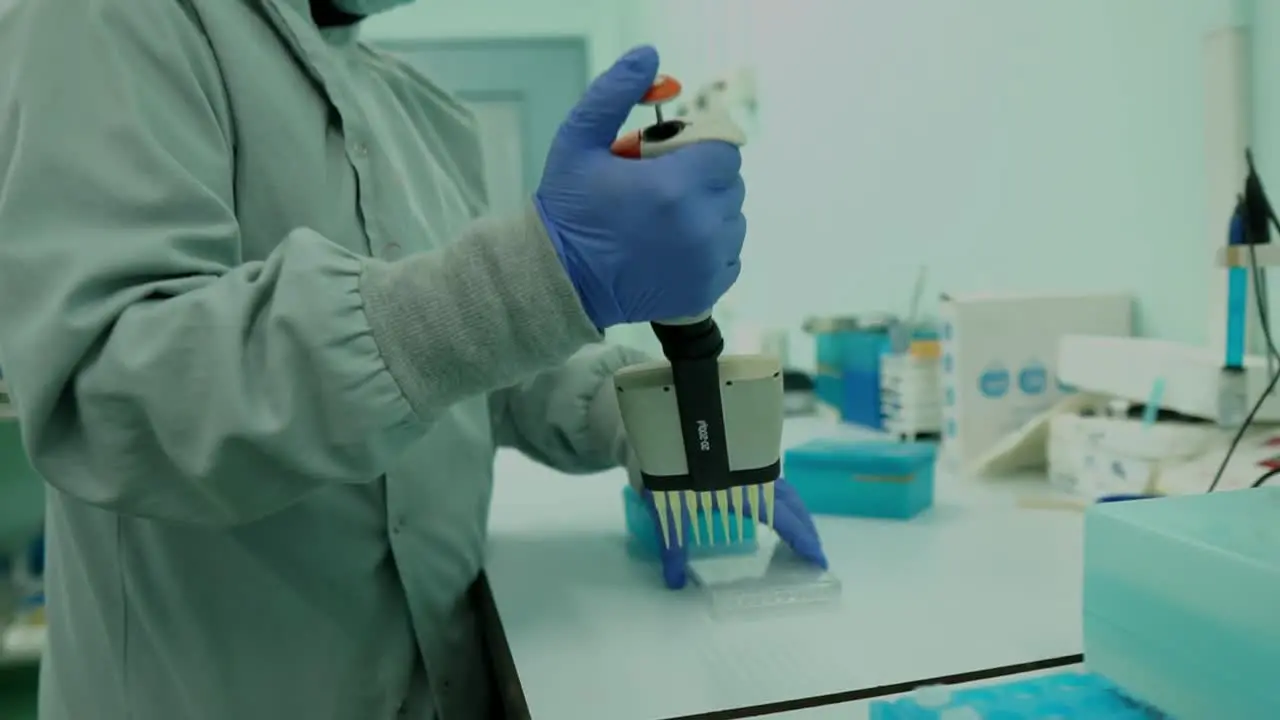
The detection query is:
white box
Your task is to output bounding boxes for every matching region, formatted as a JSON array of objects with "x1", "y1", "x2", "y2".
[
  {"x1": 1058, "y1": 335, "x2": 1280, "y2": 423},
  {"x1": 880, "y1": 354, "x2": 942, "y2": 439},
  {"x1": 1047, "y1": 412, "x2": 1223, "y2": 498},
  {"x1": 939, "y1": 293, "x2": 1133, "y2": 473}
]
